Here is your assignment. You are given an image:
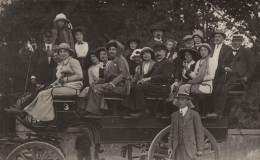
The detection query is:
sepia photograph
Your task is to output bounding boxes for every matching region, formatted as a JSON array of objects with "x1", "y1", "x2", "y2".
[{"x1": 0, "y1": 0, "x2": 259, "y2": 159}]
